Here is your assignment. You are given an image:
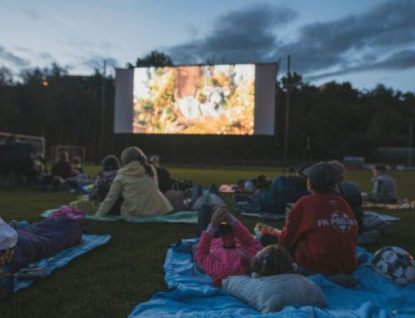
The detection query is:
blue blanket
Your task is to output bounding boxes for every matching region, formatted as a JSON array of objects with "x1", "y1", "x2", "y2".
[
  {"x1": 129, "y1": 241, "x2": 415, "y2": 317},
  {"x1": 14, "y1": 234, "x2": 111, "y2": 292},
  {"x1": 41, "y1": 208, "x2": 198, "y2": 224}
]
